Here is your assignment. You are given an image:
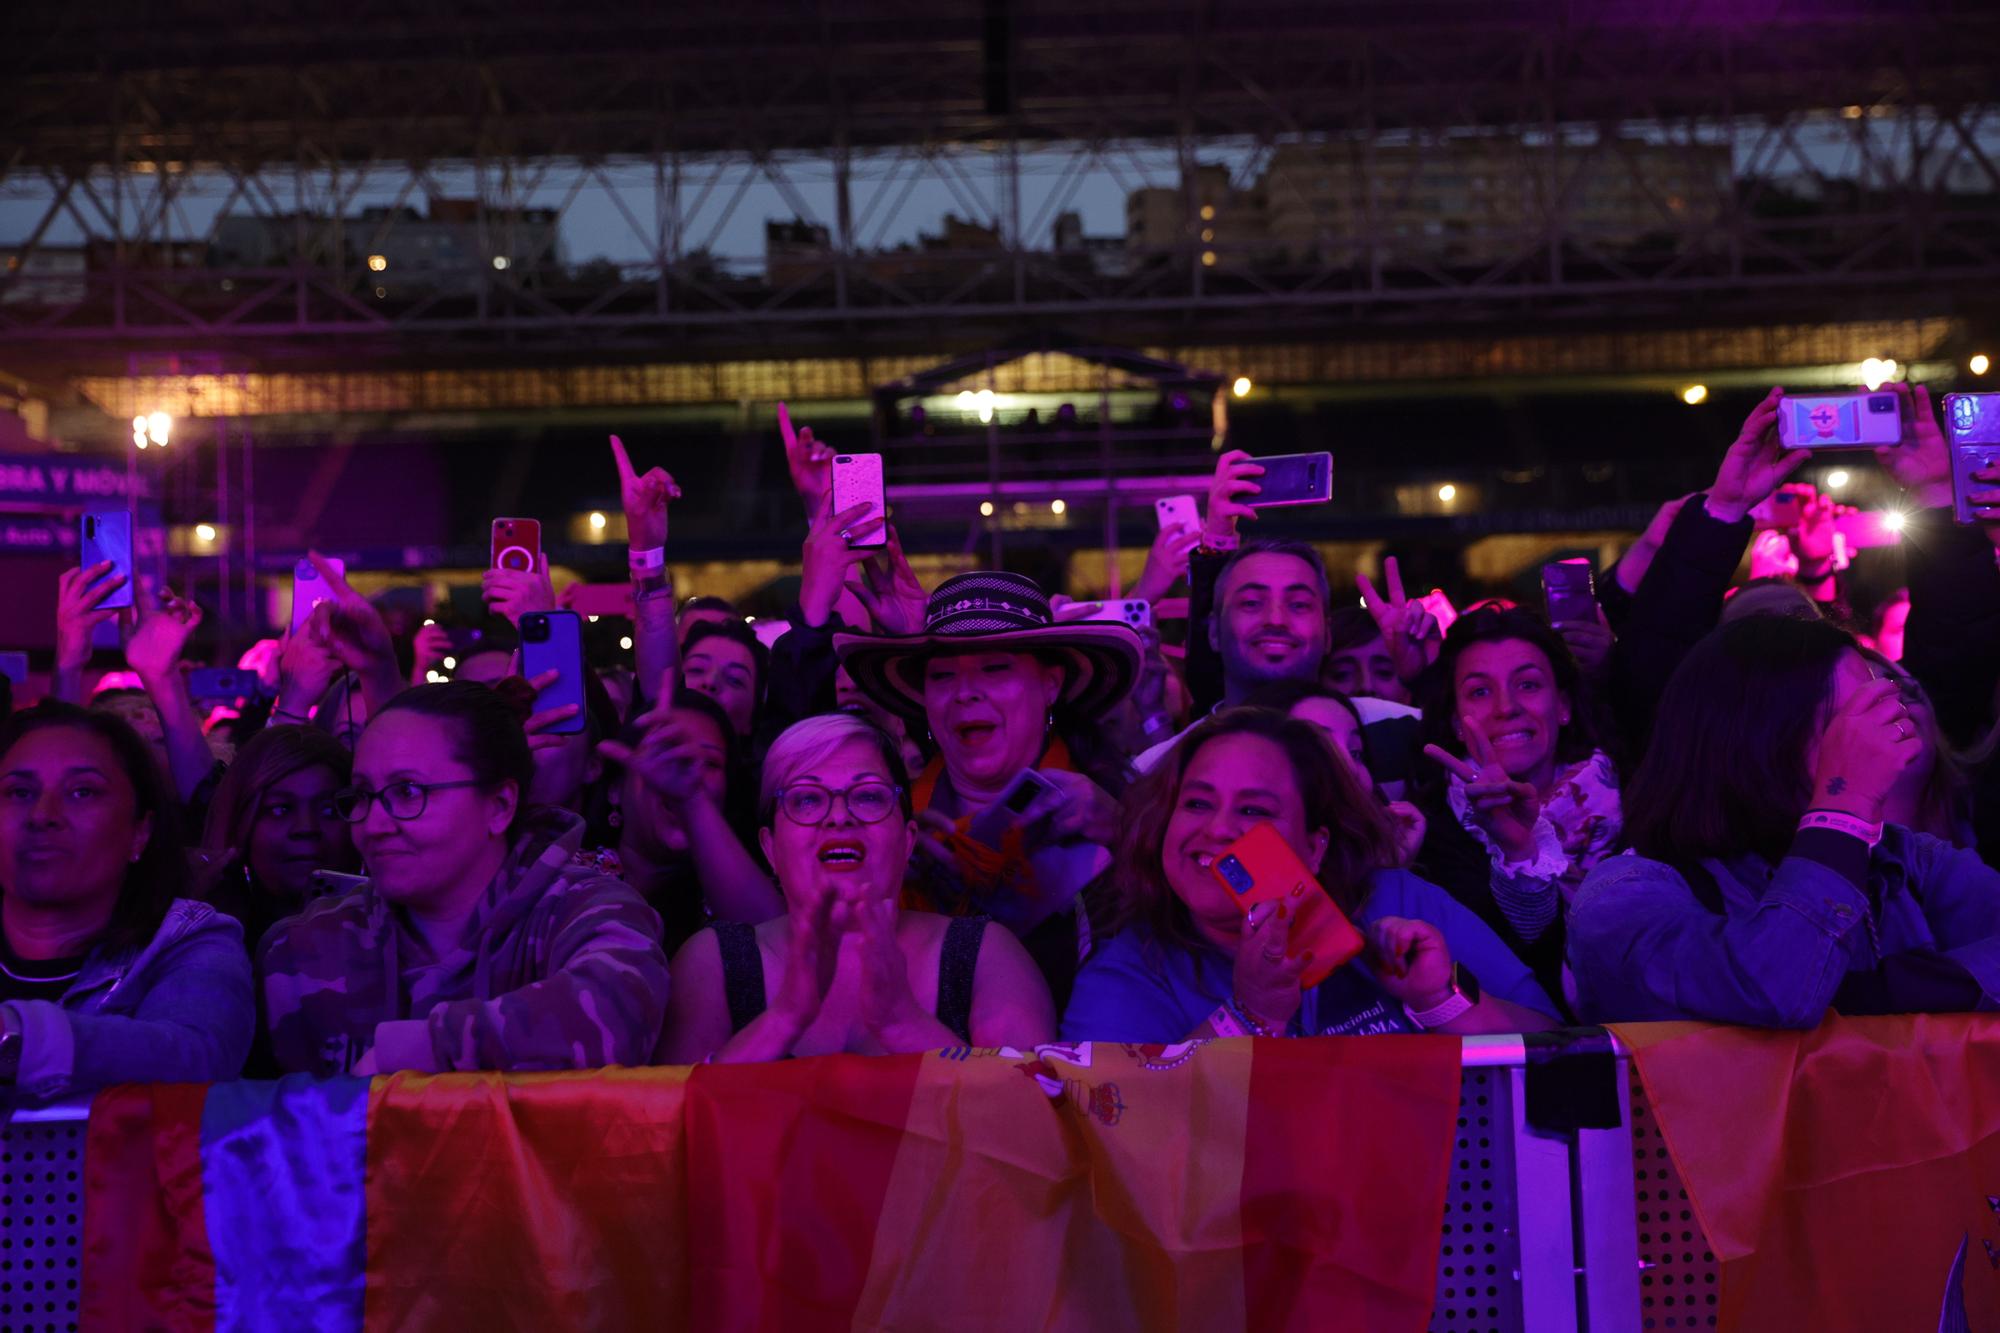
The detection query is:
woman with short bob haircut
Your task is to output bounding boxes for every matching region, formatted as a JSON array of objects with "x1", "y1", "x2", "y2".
[{"x1": 1569, "y1": 616, "x2": 2000, "y2": 1026}]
